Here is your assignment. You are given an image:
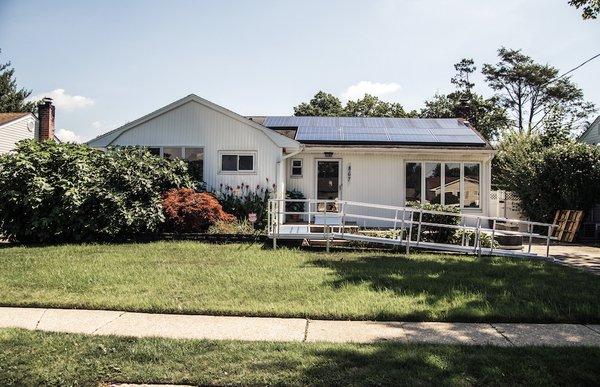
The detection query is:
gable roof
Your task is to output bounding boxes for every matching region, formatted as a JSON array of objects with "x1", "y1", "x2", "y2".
[
  {"x1": 261, "y1": 116, "x2": 489, "y2": 147},
  {"x1": 0, "y1": 112, "x2": 31, "y2": 127},
  {"x1": 578, "y1": 115, "x2": 600, "y2": 144},
  {"x1": 86, "y1": 94, "x2": 301, "y2": 150}
]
